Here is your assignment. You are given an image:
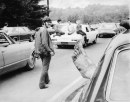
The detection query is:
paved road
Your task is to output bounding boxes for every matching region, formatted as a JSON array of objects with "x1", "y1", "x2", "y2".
[{"x1": 0, "y1": 38, "x2": 111, "y2": 102}]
